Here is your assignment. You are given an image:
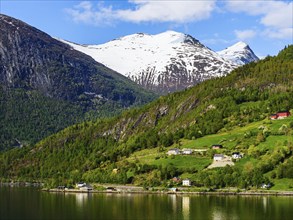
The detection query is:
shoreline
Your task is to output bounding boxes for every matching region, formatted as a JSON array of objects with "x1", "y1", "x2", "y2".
[
  {"x1": 2, "y1": 182, "x2": 293, "y2": 196},
  {"x1": 43, "y1": 188, "x2": 293, "y2": 196}
]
